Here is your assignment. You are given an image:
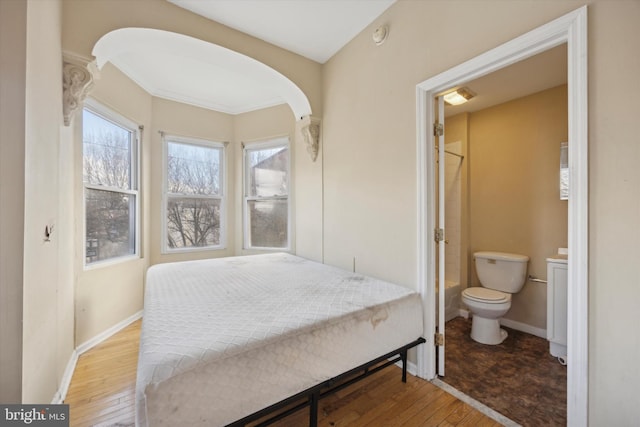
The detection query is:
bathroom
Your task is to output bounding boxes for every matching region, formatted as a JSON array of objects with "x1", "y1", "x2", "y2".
[{"x1": 436, "y1": 65, "x2": 569, "y2": 424}]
